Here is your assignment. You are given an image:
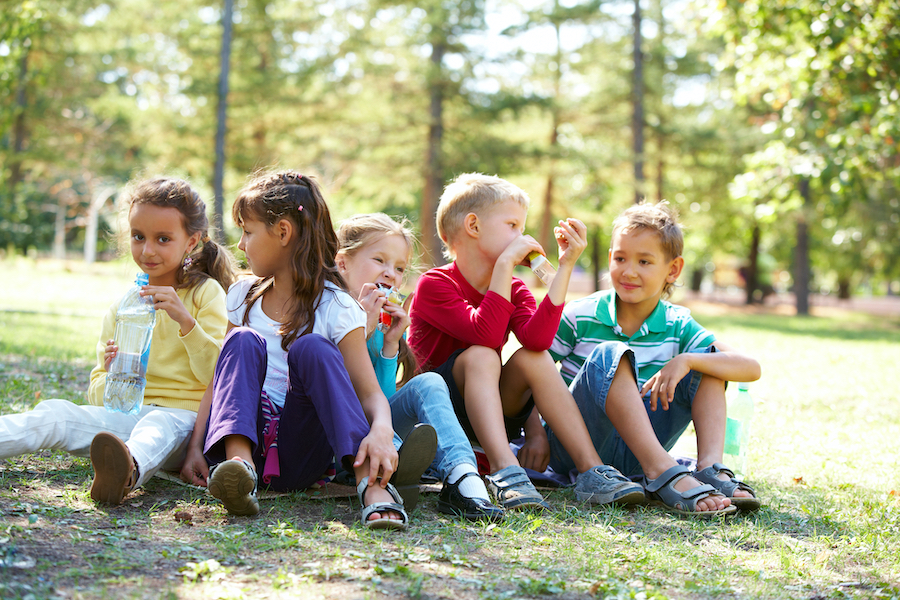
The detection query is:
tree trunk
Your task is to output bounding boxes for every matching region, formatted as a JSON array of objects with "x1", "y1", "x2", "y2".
[
  {"x1": 745, "y1": 223, "x2": 760, "y2": 305},
  {"x1": 592, "y1": 228, "x2": 602, "y2": 292},
  {"x1": 8, "y1": 49, "x2": 29, "y2": 204},
  {"x1": 84, "y1": 186, "x2": 116, "y2": 264},
  {"x1": 540, "y1": 18, "x2": 563, "y2": 257},
  {"x1": 422, "y1": 40, "x2": 446, "y2": 267},
  {"x1": 794, "y1": 178, "x2": 811, "y2": 315},
  {"x1": 212, "y1": 0, "x2": 234, "y2": 244},
  {"x1": 632, "y1": 0, "x2": 644, "y2": 204}
]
